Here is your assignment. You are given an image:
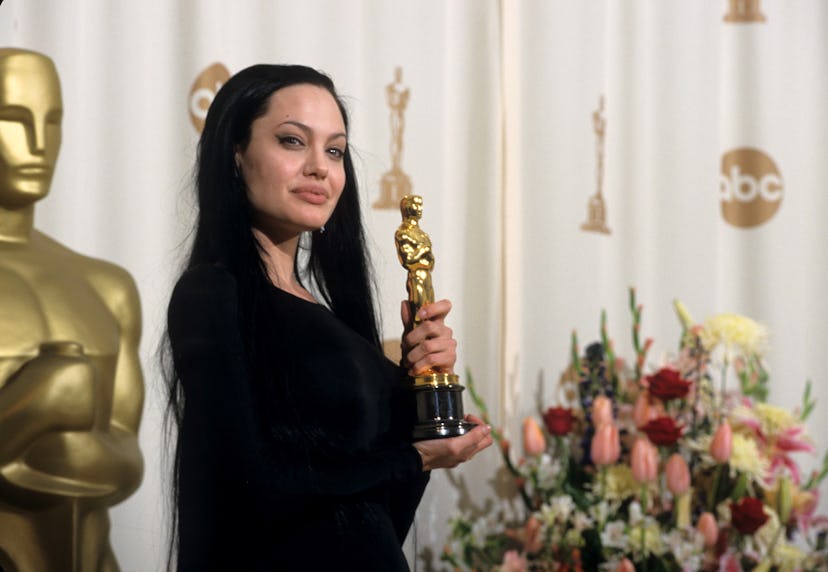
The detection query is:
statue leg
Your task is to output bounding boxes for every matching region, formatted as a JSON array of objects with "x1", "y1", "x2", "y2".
[{"x1": 0, "y1": 500, "x2": 73, "y2": 571}]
